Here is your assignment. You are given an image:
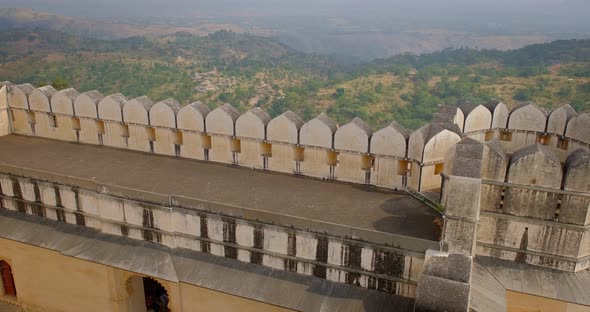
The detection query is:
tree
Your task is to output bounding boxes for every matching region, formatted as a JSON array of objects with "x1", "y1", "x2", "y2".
[{"x1": 51, "y1": 77, "x2": 69, "y2": 90}]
